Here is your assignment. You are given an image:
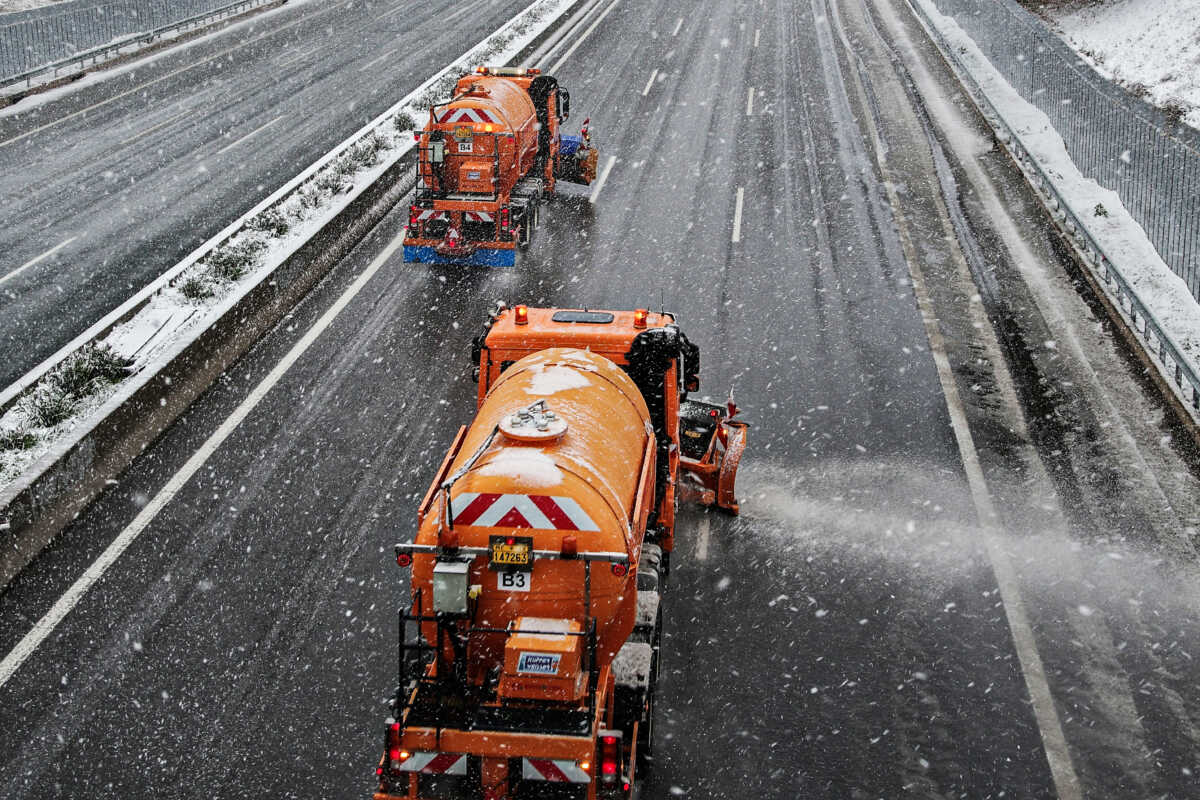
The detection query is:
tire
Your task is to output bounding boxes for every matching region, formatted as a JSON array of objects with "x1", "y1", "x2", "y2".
[
  {"x1": 637, "y1": 611, "x2": 663, "y2": 771},
  {"x1": 517, "y1": 208, "x2": 531, "y2": 249}
]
